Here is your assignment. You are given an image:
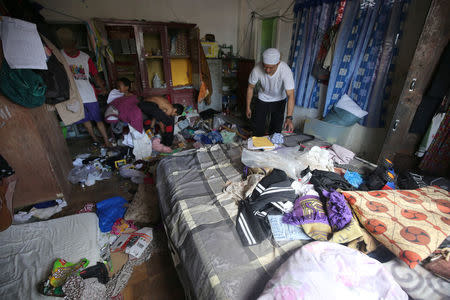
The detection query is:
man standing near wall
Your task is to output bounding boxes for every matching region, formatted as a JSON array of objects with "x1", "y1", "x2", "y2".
[{"x1": 246, "y1": 48, "x2": 295, "y2": 136}]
